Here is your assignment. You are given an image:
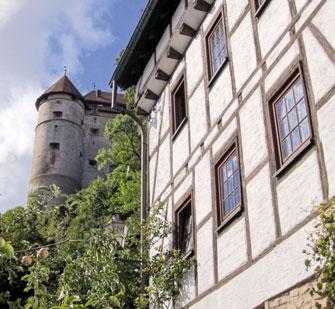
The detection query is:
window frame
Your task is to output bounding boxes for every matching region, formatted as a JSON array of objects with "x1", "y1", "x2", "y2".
[
  {"x1": 205, "y1": 10, "x2": 228, "y2": 86},
  {"x1": 174, "y1": 195, "x2": 194, "y2": 259},
  {"x1": 171, "y1": 75, "x2": 188, "y2": 138},
  {"x1": 269, "y1": 64, "x2": 314, "y2": 175},
  {"x1": 215, "y1": 142, "x2": 243, "y2": 230}
]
